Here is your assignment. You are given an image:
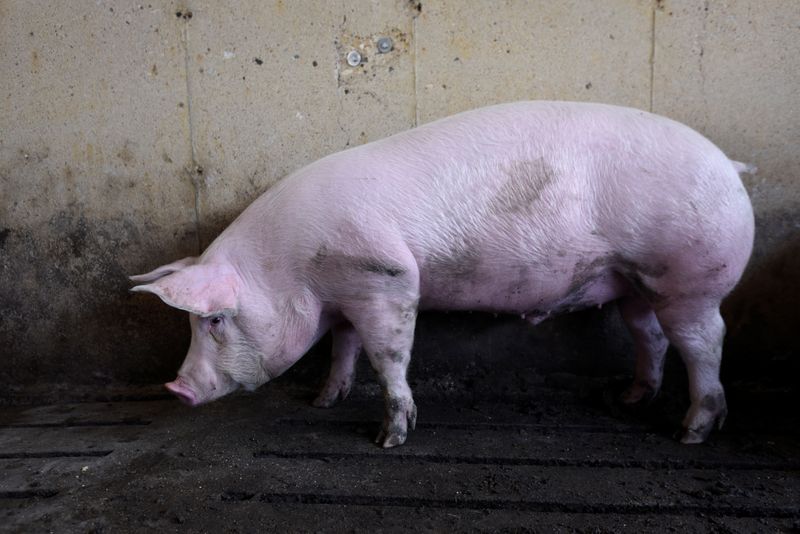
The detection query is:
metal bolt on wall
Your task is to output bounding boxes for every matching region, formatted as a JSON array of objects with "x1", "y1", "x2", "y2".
[
  {"x1": 376, "y1": 37, "x2": 393, "y2": 53},
  {"x1": 346, "y1": 50, "x2": 362, "y2": 67}
]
